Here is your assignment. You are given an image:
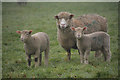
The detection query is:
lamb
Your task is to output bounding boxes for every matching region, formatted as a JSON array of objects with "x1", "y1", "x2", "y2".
[
  {"x1": 71, "y1": 27, "x2": 111, "y2": 64},
  {"x1": 55, "y1": 12, "x2": 107, "y2": 61},
  {"x1": 16, "y1": 30, "x2": 49, "y2": 67}
]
